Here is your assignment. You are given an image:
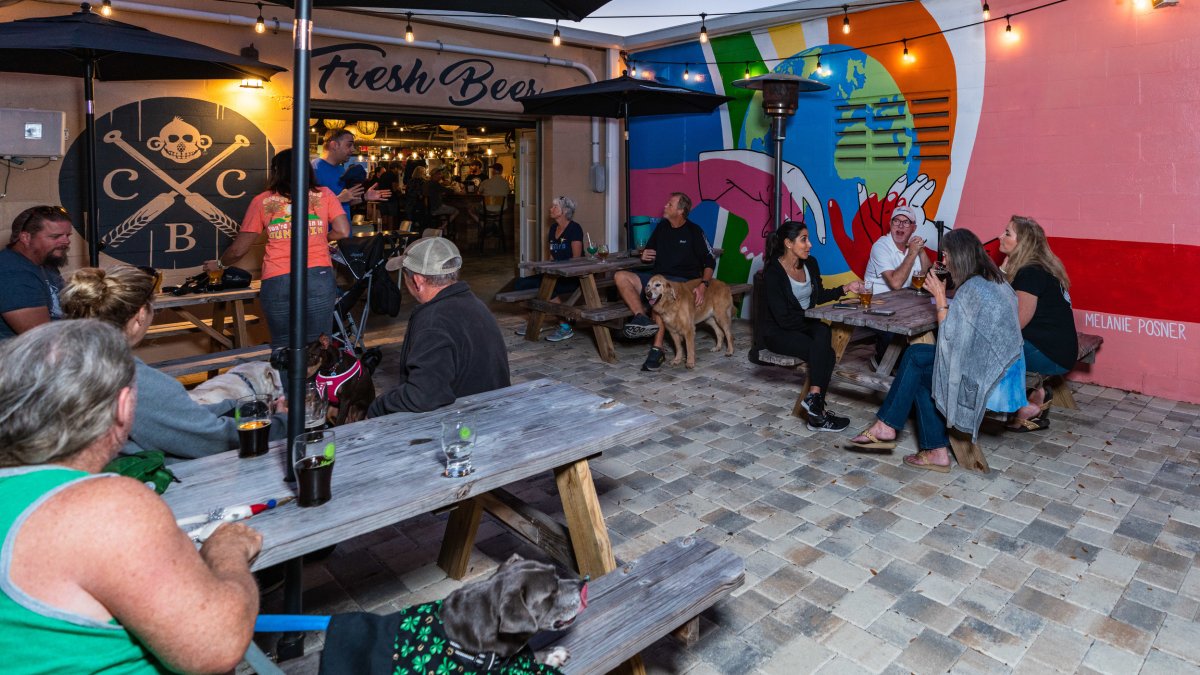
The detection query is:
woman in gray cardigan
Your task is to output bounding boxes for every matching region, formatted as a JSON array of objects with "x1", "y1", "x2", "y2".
[
  {"x1": 61, "y1": 265, "x2": 286, "y2": 461},
  {"x1": 848, "y1": 229, "x2": 1022, "y2": 472}
]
